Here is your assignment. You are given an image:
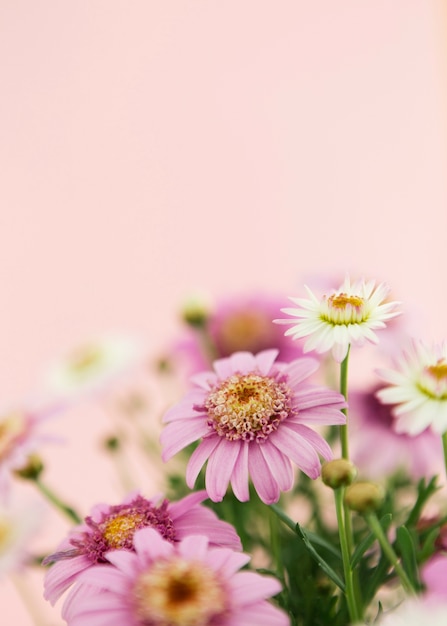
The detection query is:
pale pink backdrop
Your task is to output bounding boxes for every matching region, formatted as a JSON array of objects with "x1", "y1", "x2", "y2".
[{"x1": 1, "y1": 1, "x2": 446, "y2": 624}]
